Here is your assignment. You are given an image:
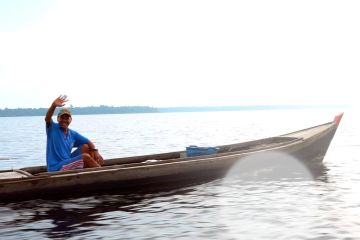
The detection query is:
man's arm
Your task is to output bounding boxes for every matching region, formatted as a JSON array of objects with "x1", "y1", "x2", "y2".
[
  {"x1": 87, "y1": 140, "x2": 97, "y2": 151},
  {"x1": 45, "y1": 95, "x2": 68, "y2": 125},
  {"x1": 88, "y1": 140, "x2": 104, "y2": 165}
]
